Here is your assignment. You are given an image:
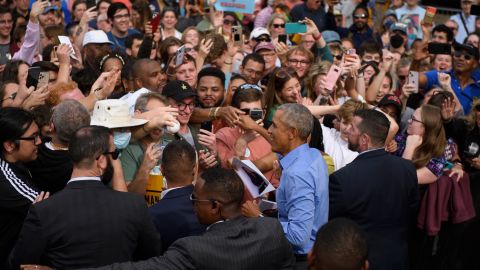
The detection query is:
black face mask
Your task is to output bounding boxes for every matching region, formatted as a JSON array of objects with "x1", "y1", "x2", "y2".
[
  {"x1": 390, "y1": 34, "x2": 404, "y2": 49},
  {"x1": 101, "y1": 158, "x2": 114, "y2": 186}
]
